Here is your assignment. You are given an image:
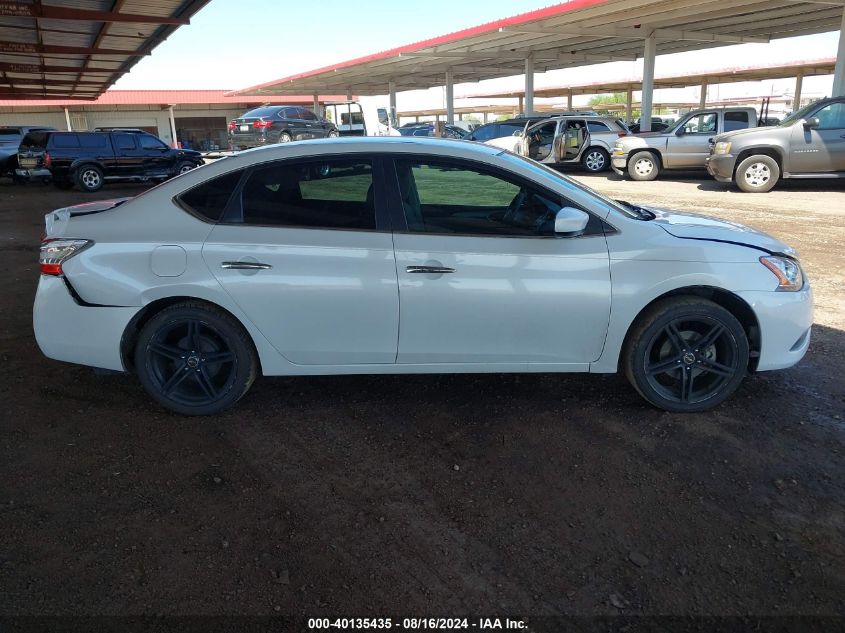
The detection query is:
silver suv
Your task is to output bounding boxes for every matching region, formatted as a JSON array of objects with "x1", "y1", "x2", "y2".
[
  {"x1": 706, "y1": 96, "x2": 845, "y2": 192},
  {"x1": 612, "y1": 107, "x2": 758, "y2": 180}
]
